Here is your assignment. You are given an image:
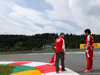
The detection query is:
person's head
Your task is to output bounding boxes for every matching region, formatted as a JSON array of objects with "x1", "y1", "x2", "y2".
[
  {"x1": 84, "y1": 29, "x2": 91, "y2": 35},
  {"x1": 60, "y1": 32, "x2": 64, "y2": 38}
]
